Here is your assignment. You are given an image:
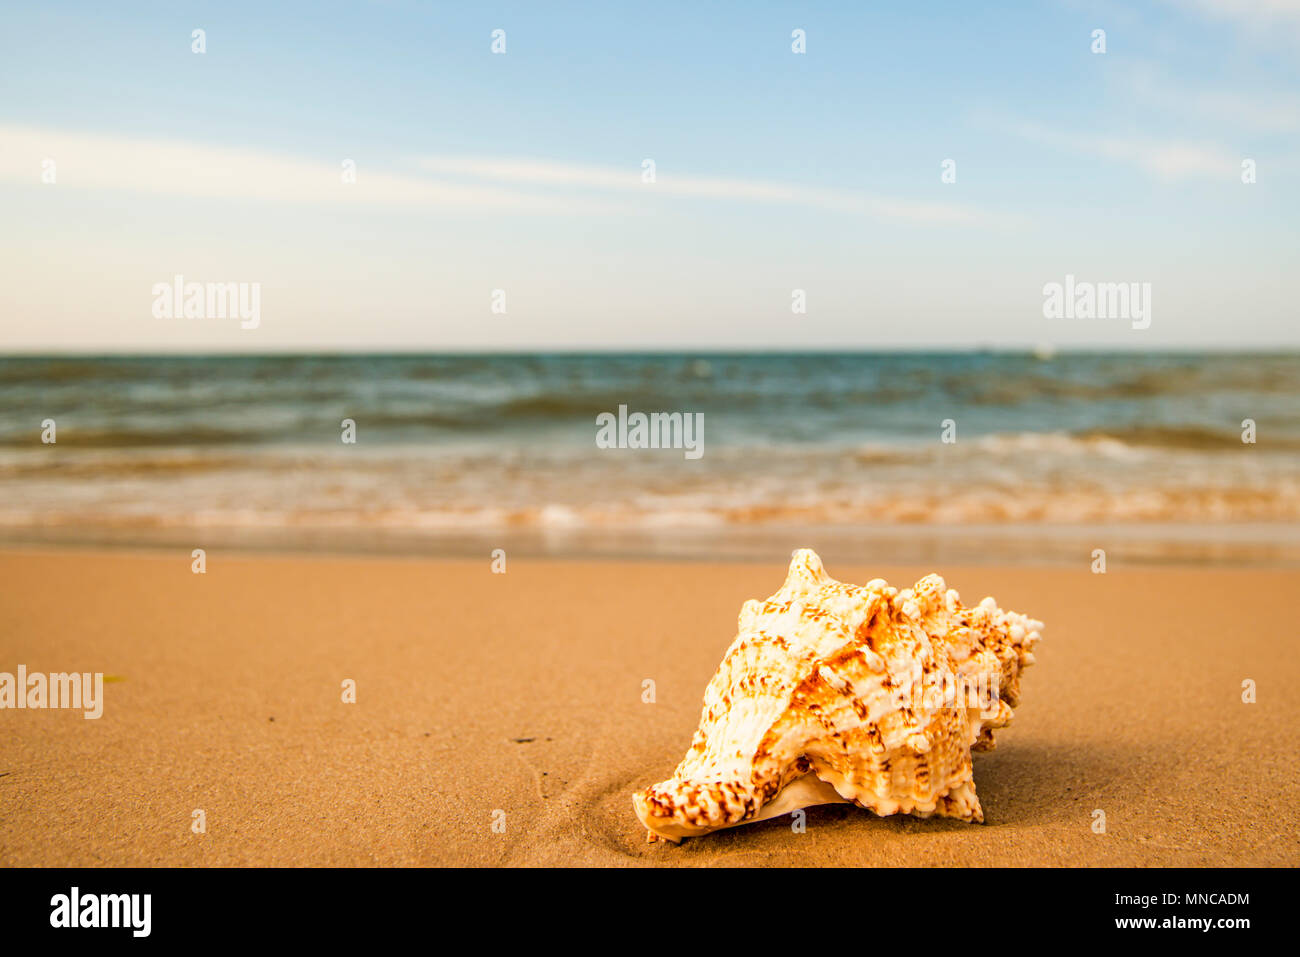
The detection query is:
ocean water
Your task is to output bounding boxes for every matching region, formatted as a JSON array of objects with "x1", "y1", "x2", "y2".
[{"x1": 1, "y1": 352, "x2": 1297, "y2": 563}]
